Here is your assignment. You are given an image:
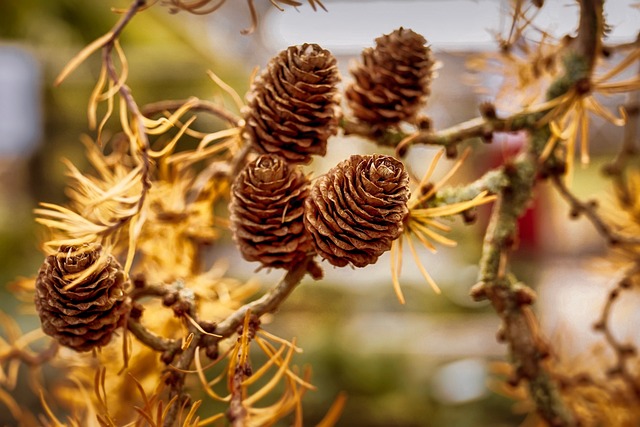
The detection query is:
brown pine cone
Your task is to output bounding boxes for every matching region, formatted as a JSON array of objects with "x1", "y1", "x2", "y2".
[
  {"x1": 346, "y1": 27, "x2": 435, "y2": 127},
  {"x1": 35, "y1": 244, "x2": 130, "y2": 352},
  {"x1": 243, "y1": 43, "x2": 341, "y2": 164},
  {"x1": 304, "y1": 154, "x2": 410, "y2": 268},
  {"x1": 230, "y1": 154, "x2": 313, "y2": 269}
]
